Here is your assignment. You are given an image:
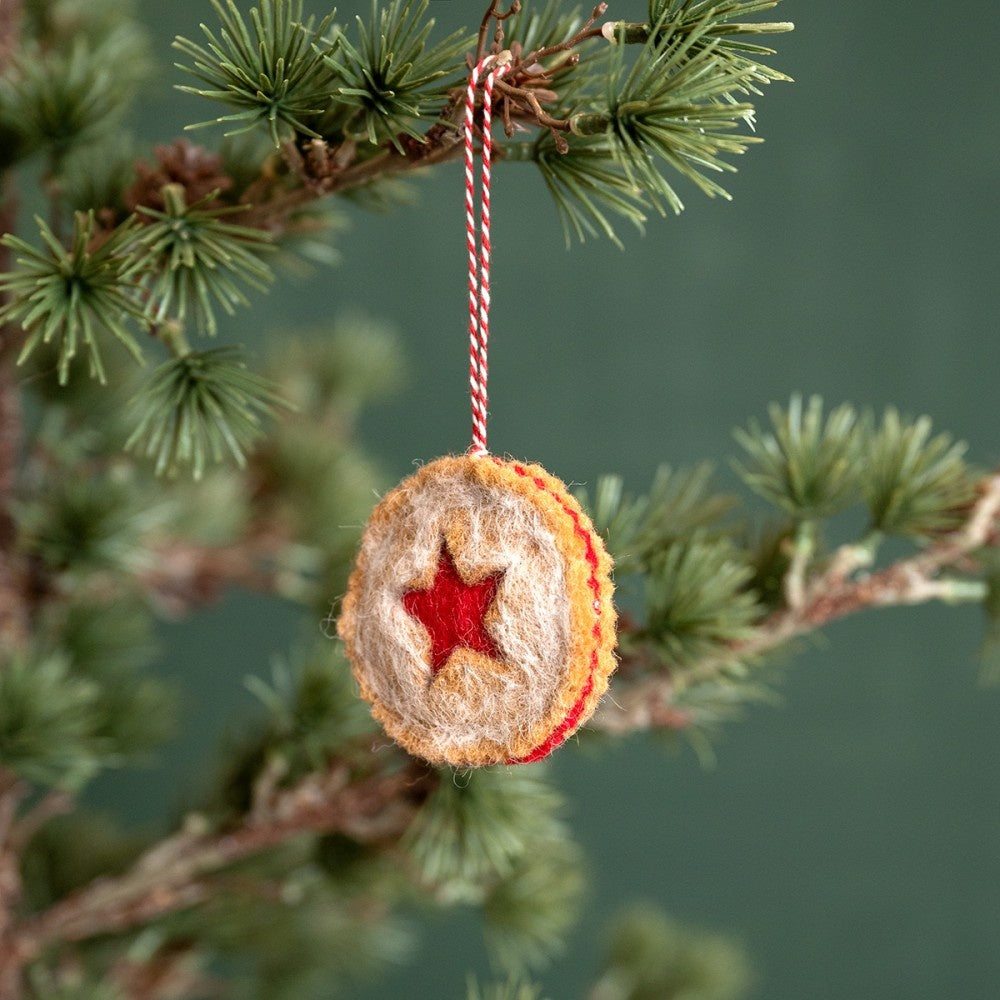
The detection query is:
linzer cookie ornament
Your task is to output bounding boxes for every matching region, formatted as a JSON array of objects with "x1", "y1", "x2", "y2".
[{"x1": 338, "y1": 55, "x2": 616, "y2": 768}]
